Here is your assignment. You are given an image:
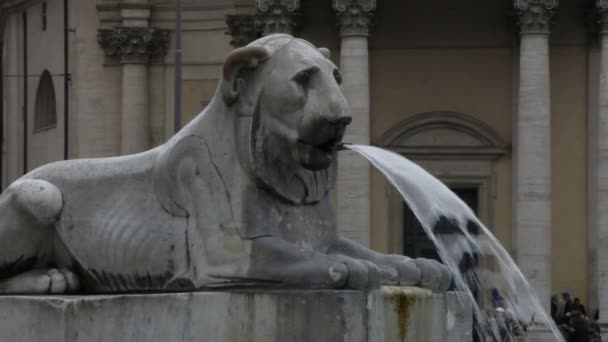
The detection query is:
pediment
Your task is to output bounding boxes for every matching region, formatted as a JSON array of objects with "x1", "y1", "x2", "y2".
[
  {"x1": 379, "y1": 112, "x2": 509, "y2": 158},
  {"x1": 395, "y1": 126, "x2": 491, "y2": 147}
]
